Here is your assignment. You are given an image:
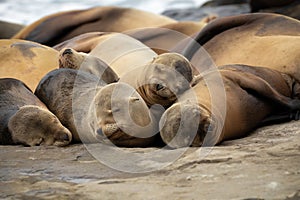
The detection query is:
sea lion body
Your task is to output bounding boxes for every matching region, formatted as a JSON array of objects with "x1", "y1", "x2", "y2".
[
  {"x1": 159, "y1": 65, "x2": 300, "y2": 148},
  {"x1": 35, "y1": 68, "x2": 108, "y2": 142},
  {"x1": 0, "y1": 78, "x2": 72, "y2": 146},
  {"x1": 0, "y1": 39, "x2": 59, "y2": 90},
  {"x1": 13, "y1": 6, "x2": 176, "y2": 46},
  {"x1": 183, "y1": 13, "x2": 300, "y2": 81}
]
